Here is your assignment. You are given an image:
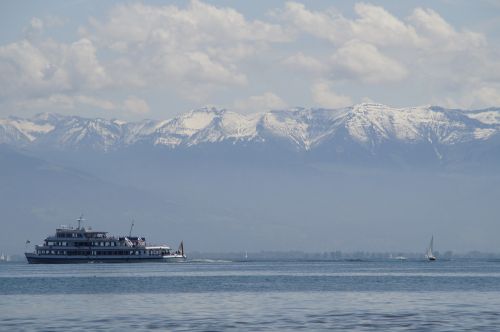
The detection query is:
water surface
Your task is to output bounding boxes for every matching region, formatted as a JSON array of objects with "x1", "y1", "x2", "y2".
[{"x1": 1, "y1": 260, "x2": 499, "y2": 331}]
